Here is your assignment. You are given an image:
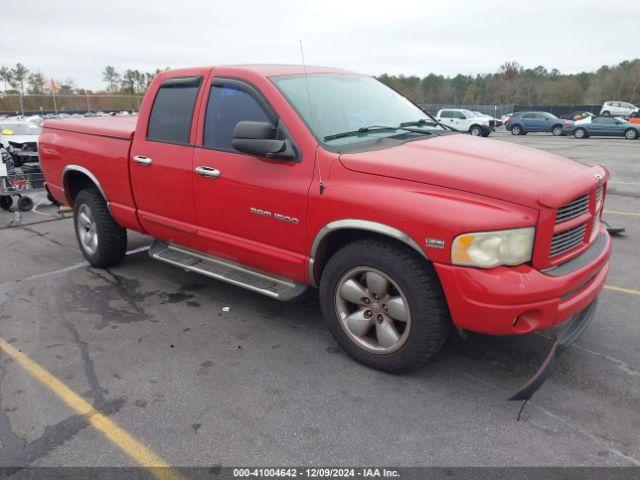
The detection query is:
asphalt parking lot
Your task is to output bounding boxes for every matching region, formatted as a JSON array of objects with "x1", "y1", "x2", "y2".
[{"x1": 0, "y1": 132, "x2": 639, "y2": 471}]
